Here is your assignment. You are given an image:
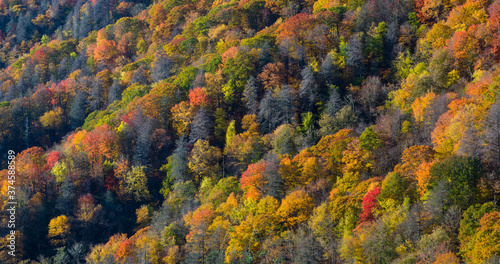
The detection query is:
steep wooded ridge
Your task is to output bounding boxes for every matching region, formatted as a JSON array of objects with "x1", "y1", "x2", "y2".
[{"x1": 0, "y1": 0, "x2": 499, "y2": 263}]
